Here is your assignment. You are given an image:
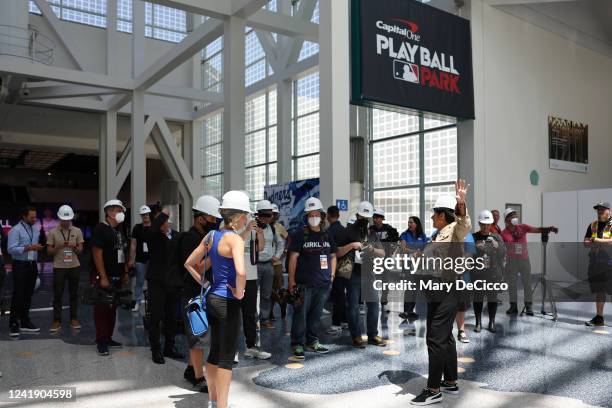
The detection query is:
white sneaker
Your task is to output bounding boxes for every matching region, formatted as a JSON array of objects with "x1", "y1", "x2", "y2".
[
  {"x1": 322, "y1": 308, "x2": 331, "y2": 315},
  {"x1": 326, "y1": 325, "x2": 342, "y2": 334},
  {"x1": 131, "y1": 304, "x2": 139, "y2": 312},
  {"x1": 207, "y1": 402, "x2": 217, "y2": 408},
  {"x1": 359, "y1": 305, "x2": 365, "y2": 315},
  {"x1": 244, "y1": 347, "x2": 271, "y2": 360},
  {"x1": 234, "y1": 351, "x2": 239, "y2": 364},
  {"x1": 382, "y1": 304, "x2": 390, "y2": 313}
]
